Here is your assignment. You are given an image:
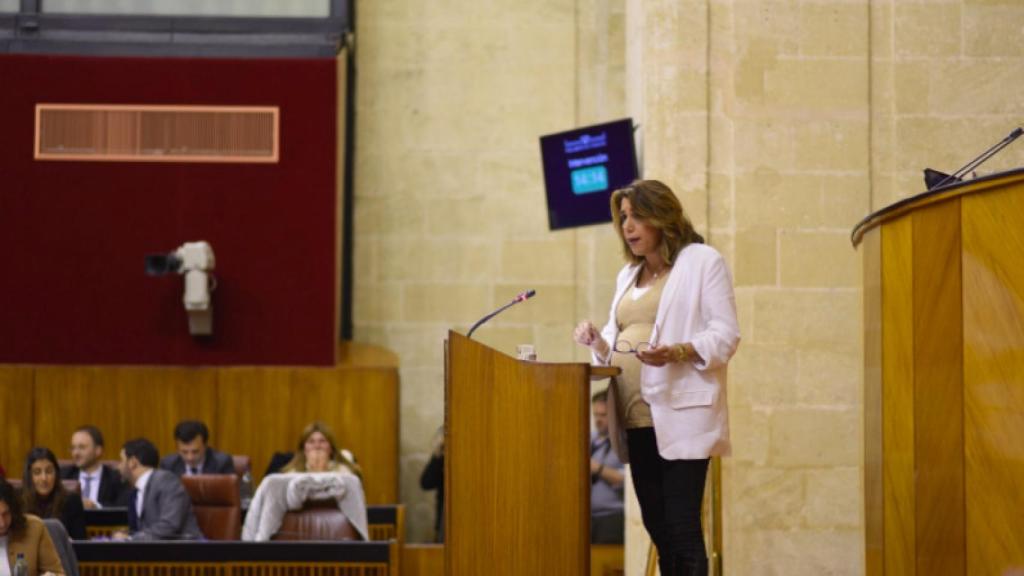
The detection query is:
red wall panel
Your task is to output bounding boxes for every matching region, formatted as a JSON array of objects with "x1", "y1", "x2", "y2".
[{"x1": 0, "y1": 54, "x2": 337, "y2": 365}]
